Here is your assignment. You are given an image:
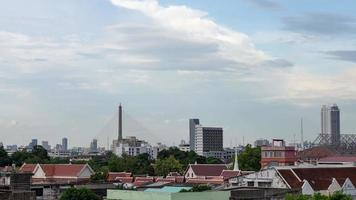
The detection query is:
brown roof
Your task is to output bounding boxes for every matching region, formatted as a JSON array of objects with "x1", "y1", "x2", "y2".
[
  {"x1": 319, "y1": 156, "x2": 356, "y2": 162},
  {"x1": 220, "y1": 170, "x2": 241, "y2": 180},
  {"x1": 277, "y1": 169, "x2": 303, "y2": 189},
  {"x1": 189, "y1": 164, "x2": 227, "y2": 177},
  {"x1": 277, "y1": 167, "x2": 356, "y2": 191},
  {"x1": 185, "y1": 177, "x2": 224, "y2": 185},
  {"x1": 297, "y1": 146, "x2": 337, "y2": 160}
]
